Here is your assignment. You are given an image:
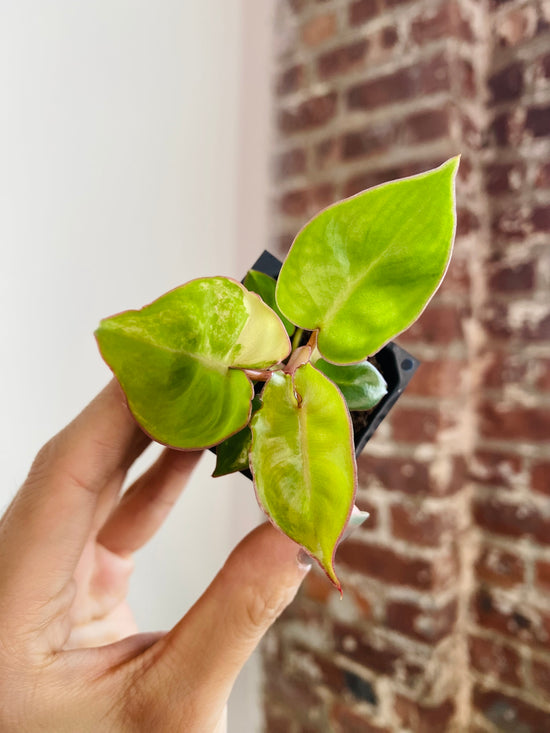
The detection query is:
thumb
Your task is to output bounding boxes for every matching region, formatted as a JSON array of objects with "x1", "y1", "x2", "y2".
[{"x1": 142, "y1": 523, "x2": 312, "y2": 731}]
